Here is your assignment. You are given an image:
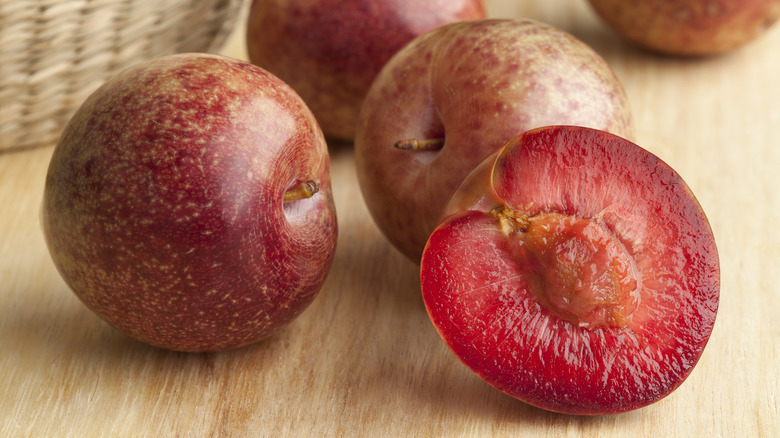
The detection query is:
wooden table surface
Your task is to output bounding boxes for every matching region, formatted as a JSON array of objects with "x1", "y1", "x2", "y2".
[{"x1": 2, "y1": 0, "x2": 778, "y2": 436}]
